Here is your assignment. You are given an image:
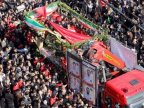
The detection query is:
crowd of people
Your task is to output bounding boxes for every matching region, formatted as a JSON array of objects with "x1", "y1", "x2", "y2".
[
  {"x1": 0, "y1": 0, "x2": 144, "y2": 108},
  {"x1": 63, "y1": 0, "x2": 144, "y2": 67},
  {"x1": 0, "y1": 0, "x2": 94, "y2": 108}
]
